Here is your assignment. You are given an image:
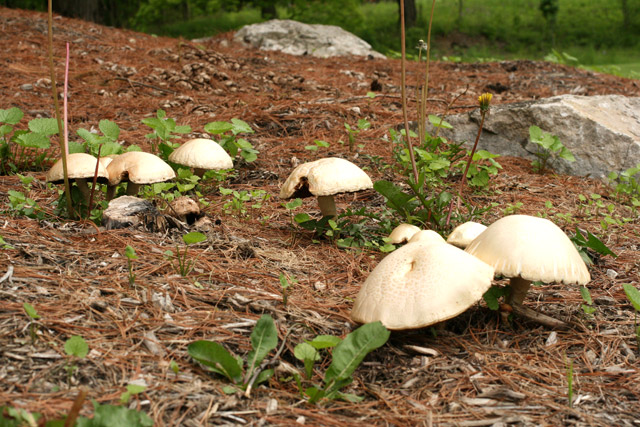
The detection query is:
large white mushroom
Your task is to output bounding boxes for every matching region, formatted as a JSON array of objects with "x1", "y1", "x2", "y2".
[
  {"x1": 106, "y1": 151, "x2": 175, "y2": 199},
  {"x1": 388, "y1": 223, "x2": 421, "y2": 244},
  {"x1": 279, "y1": 157, "x2": 373, "y2": 218},
  {"x1": 168, "y1": 138, "x2": 233, "y2": 178},
  {"x1": 46, "y1": 153, "x2": 109, "y2": 203},
  {"x1": 351, "y1": 240, "x2": 495, "y2": 330},
  {"x1": 465, "y1": 215, "x2": 590, "y2": 306},
  {"x1": 447, "y1": 221, "x2": 487, "y2": 249}
]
